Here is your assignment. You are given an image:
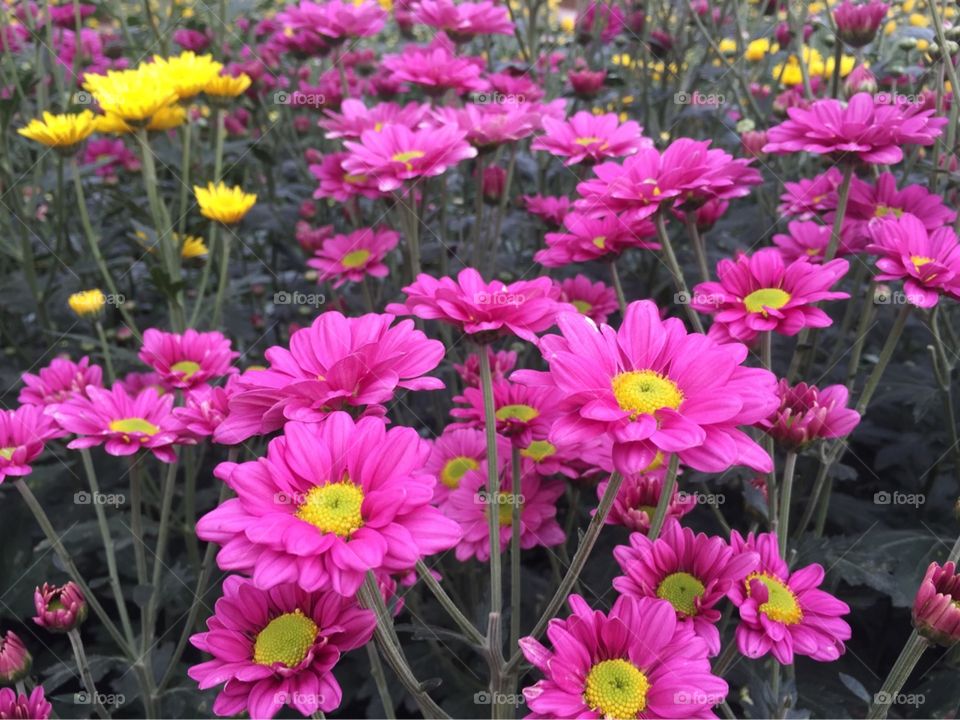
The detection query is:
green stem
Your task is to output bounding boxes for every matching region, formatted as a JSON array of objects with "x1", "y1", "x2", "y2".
[
  {"x1": 367, "y1": 642, "x2": 396, "y2": 720},
  {"x1": 824, "y1": 164, "x2": 854, "y2": 263},
  {"x1": 189, "y1": 222, "x2": 217, "y2": 327},
  {"x1": 144, "y1": 459, "x2": 179, "y2": 663},
  {"x1": 414, "y1": 560, "x2": 485, "y2": 645},
  {"x1": 856, "y1": 303, "x2": 912, "y2": 415},
  {"x1": 866, "y1": 630, "x2": 929, "y2": 719},
  {"x1": 509, "y1": 446, "x2": 522, "y2": 654},
  {"x1": 211, "y1": 224, "x2": 233, "y2": 328},
  {"x1": 778, "y1": 452, "x2": 798, "y2": 557},
  {"x1": 478, "y1": 347, "x2": 503, "y2": 617},
  {"x1": 647, "y1": 455, "x2": 680, "y2": 539},
  {"x1": 94, "y1": 321, "x2": 116, "y2": 383},
  {"x1": 67, "y1": 629, "x2": 109, "y2": 719},
  {"x1": 609, "y1": 260, "x2": 627, "y2": 315},
  {"x1": 655, "y1": 212, "x2": 704, "y2": 333},
  {"x1": 684, "y1": 215, "x2": 711, "y2": 284}
]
